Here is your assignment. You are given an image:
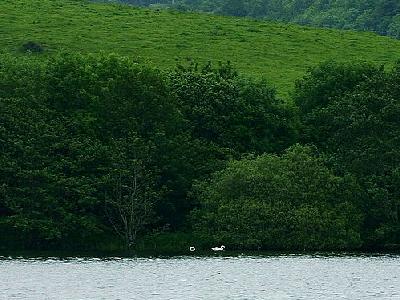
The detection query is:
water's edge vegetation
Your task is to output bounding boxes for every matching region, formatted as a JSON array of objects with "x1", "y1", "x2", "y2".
[
  {"x1": 1, "y1": 0, "x2": 400, "y2": 254},
  {"x1": 0, "y1": 53, "x2": 399, "y2": 253}
]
